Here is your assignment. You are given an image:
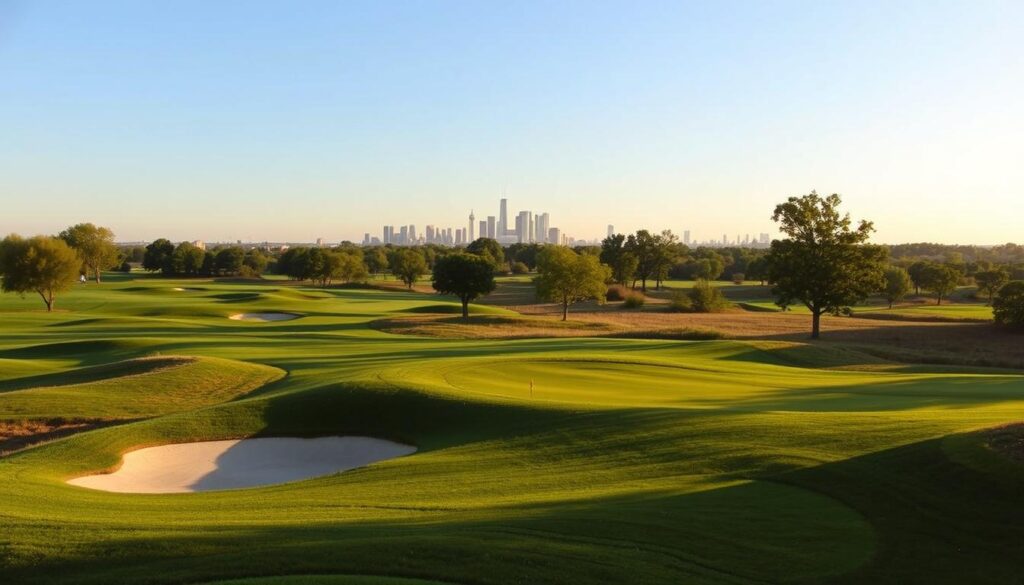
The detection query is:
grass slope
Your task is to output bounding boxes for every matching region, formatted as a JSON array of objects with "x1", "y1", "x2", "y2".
[{"x1": 0, "y1": 277, "x2": 1022, "y2": 584}]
